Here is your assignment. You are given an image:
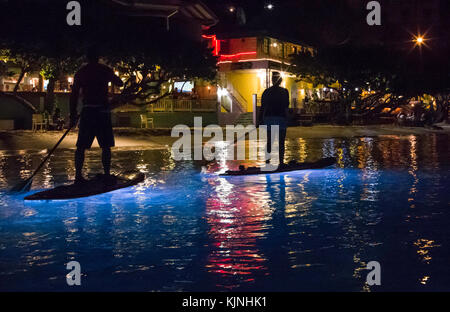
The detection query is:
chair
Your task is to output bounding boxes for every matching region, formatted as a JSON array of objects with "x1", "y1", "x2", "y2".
[
  {"x1": 32, "y1": 114, "x2": 46, "y2": 131},
  {"x1": 140, "y1": 114, "x2": 154, "y2": 129}
]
